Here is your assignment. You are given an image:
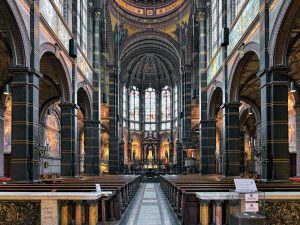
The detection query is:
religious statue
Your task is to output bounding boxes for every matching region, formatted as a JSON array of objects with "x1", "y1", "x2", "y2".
[
  {"x1": 133, "y1": 150, "x2": 136, "y2": 160},
  {"x1": 165, "y1": 150, "x2": 169, "y2": 159}
]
